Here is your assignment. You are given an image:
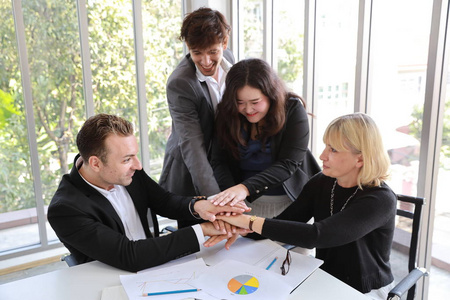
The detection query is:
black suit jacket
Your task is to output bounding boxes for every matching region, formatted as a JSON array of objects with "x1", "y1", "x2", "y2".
[{"x1": 48, "y1": 155, "x2": 200, "y2": 272}]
